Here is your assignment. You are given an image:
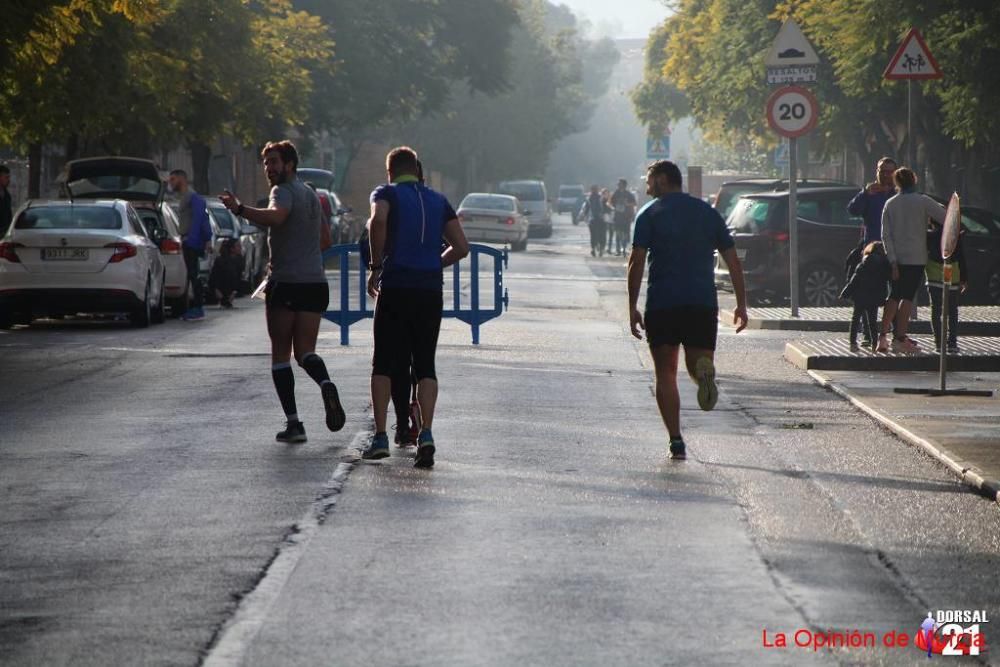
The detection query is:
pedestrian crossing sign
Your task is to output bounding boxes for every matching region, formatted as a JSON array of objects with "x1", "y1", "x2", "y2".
[{"x1": 646, "y1": 133, "x2": 670, "y2": 159}]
